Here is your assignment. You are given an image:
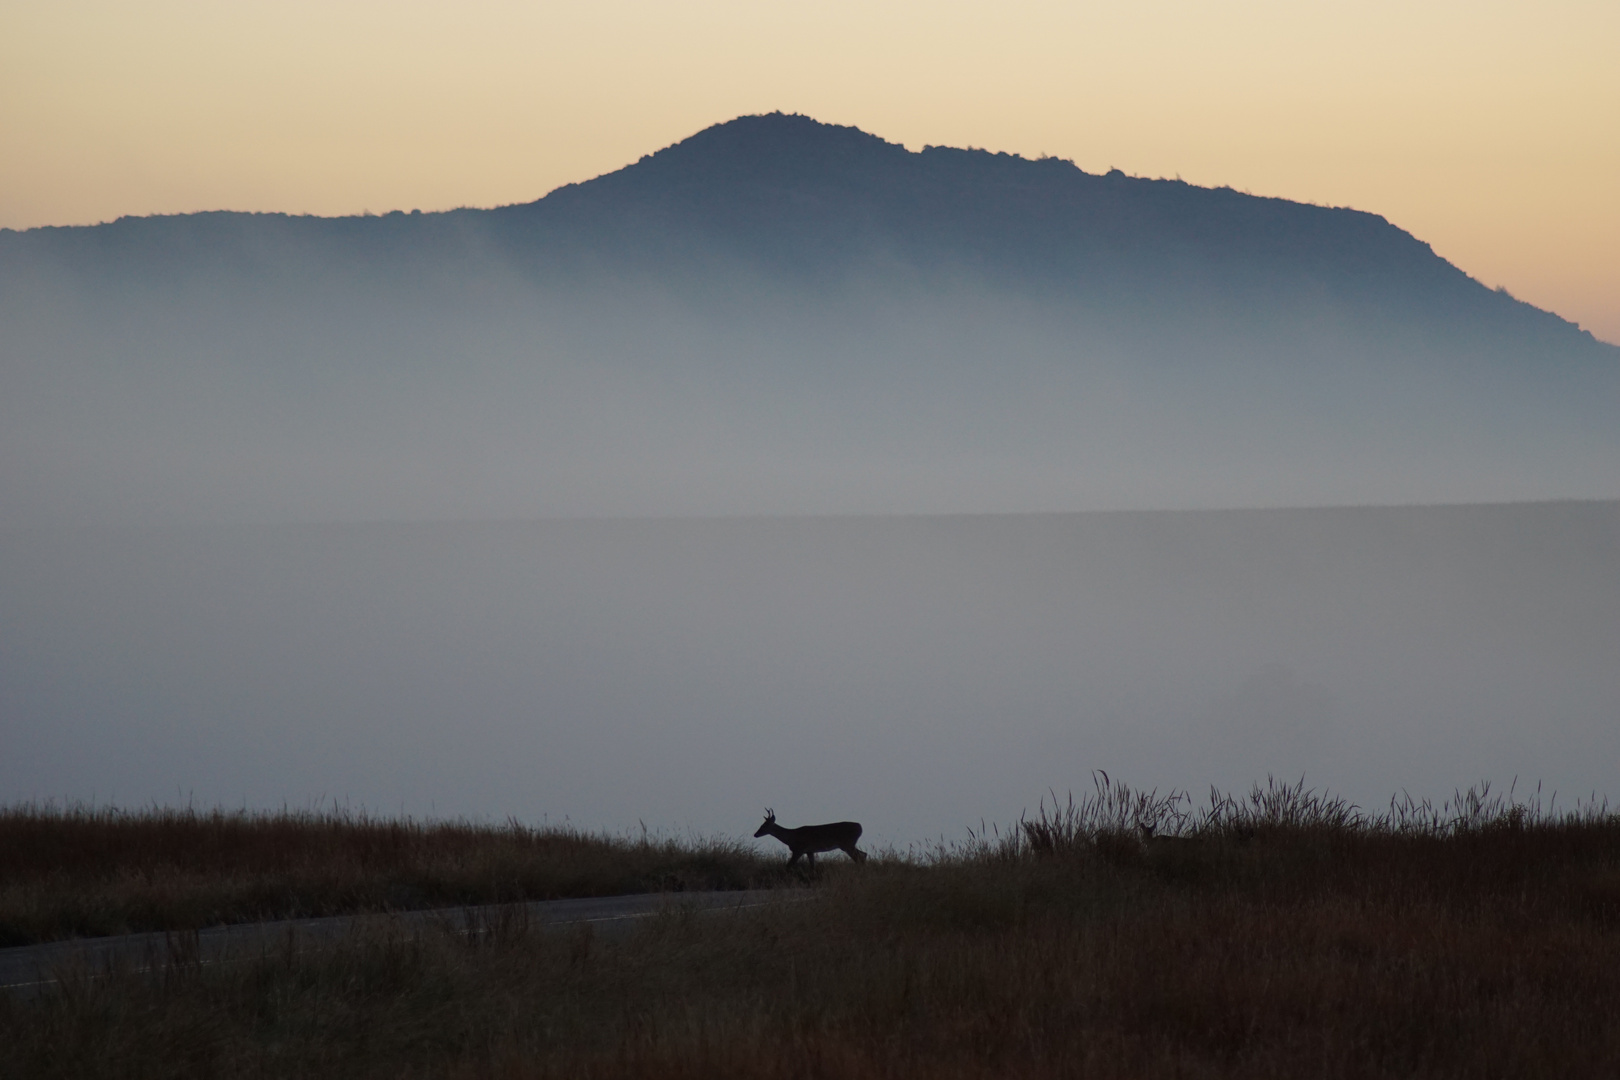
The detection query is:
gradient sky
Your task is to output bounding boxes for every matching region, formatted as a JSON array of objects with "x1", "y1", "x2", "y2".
[{"x1": 3, "y1": 0, "x2": 1616, "y2": 343}]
